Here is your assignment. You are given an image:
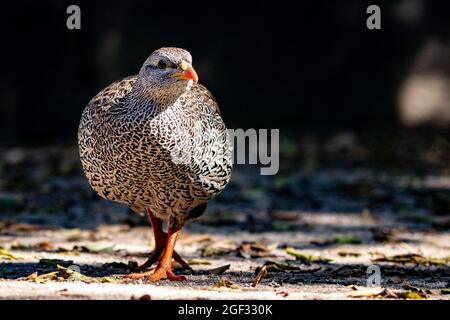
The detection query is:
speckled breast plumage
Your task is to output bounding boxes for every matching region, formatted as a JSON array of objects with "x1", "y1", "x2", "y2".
[{"x1": 78, "y1": 76, "x2": 233, "y2": 229}]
